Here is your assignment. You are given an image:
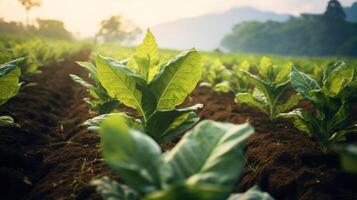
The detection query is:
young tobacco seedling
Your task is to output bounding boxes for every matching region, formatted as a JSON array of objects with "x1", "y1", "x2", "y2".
[
  {"x1": 85, "y1": 29, "x2": 203, "y2": 144},
  {"x1": 279, "y1": 61, "x2": 357, "y2": 152},
  {"x1": 70, "y1": 61, "x2": 120, "y2": 114},
  {"x1": 0, "y1": 58, "x2": 23, "y2": 127},
  {"x1": 235, "y1": 57, "x2": 301, "y2": 119},
  {"x1": 230, "y1": 60, "x2": 252, "y2": 93},
  {"x1": 201, "y1": 59, "x2": 252, "y2": 94},
  {"x1": 92, "y1": 115, "x2": 273, "y2": 200},
  {"x1": 200, "y1": 59, "x2": 232, "y2": 93}
]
